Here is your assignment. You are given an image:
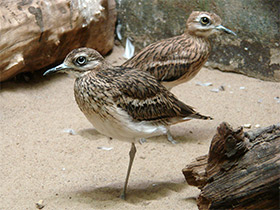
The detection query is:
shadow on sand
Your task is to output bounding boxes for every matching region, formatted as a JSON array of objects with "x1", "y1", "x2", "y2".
[
  {"x1": 77, "y1": 126, "x2": 213, "y2": 146},
  {"x1": 62, "y1": 178, "x2": 189, "y2": 208}
]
